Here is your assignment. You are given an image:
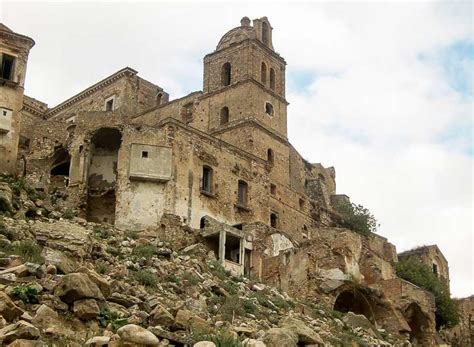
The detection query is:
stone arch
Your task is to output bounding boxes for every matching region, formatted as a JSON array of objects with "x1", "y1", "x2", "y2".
[
  {"x1": 404, "y1": 302, "x2": 432, "y2": 345},
  {"x1": 50, "y1": 147, "x2": 71, "y2": 191},
  {"x1": 86, "y1": 127, "x2": 122, "y2": 224},
  {"x1": 333, "y1": 288, "x2": 377, "y2": 324}
]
